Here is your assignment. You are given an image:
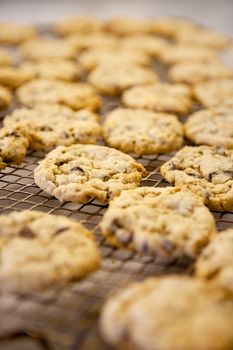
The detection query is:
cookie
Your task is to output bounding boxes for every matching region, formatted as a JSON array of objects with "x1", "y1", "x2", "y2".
[
  {"x1": 121, "y1": 35, "x2": 168, "y2": 57},
  {"x1": 20, "y1": 38, "x2": 77, "y2": 61},
  {"x1": 0, "y1": 85, "x2": 12, "y2": 109},
  {"x1": 0, "y1": 48, "x2": 13, "y2": 66},
  {"x1": 34, "y1": 144, "x2": 147, "y2": 204},
  {"x1": 3, "y1": 105, "x2": 101, "y2": 151},
  {"x1": 168, "y1": 61, "x2": 233, "y2": 84},
  {"x1": 21, "y1": 60, "x2": 83, "y2": 81},
  {"x1": 151, "y1": 17, "x2": 198, "y2": 38},
  {"x1": 16, "y1": 79, "x2": 101, "y2": 111},
  {"x1": 122, "y1": 83, "x2": 192, "y2": 114},
  {"x1": 100, "y1": 276, "x2": 233, "y2": 350},
  {"x1": 104, "y1": 17, "x2": 153, "y2": 36},
  {"x1": 0, "y1": 65, "x2": 35, "y2": 88},
  {"x1": 88, "y1": 64, "x2": 158, "y2": 95},
  {"x1": 103, "y1": 108, "x2": 184, "y2": 155},
  {"x1": 0, "y1": 128, "x2": 29, "y2": 169},
  {"x1": 0, "y1": 22, "x2": 36, "y2": 45},
  {"x1": 161, "y1": 145, "x2": 233, "y2": 211},
  {"x1": 0, "y1": 210, "x2": 100, "y2": 293},
  {"x1": 196, "y1": 228, "x2": 233, "y2": 293},
  {"x1": 79, "y1": 48, "x2": 151, "y2": 71},
  {"x1": 66, "y1": 33, "x2": 120, "y2": 51},
  {"x1": 101, "y1": 186, "x2": 216, "y2": 258},
  {"x1": 54, "y1": 16, "x2": 103, "y2": 36},
  {"x1": 158, "y1": 43, "x2": 219, "y2": 64},
  {"x1": 176, "y1": 26, "x2": 231, "y2": 50},
  {"x1": 184, "y1": 107, "x2": 233, "y2": 148},
  {"x1": 194, "y1": 79, "x2": 233, "y2": 108}
]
